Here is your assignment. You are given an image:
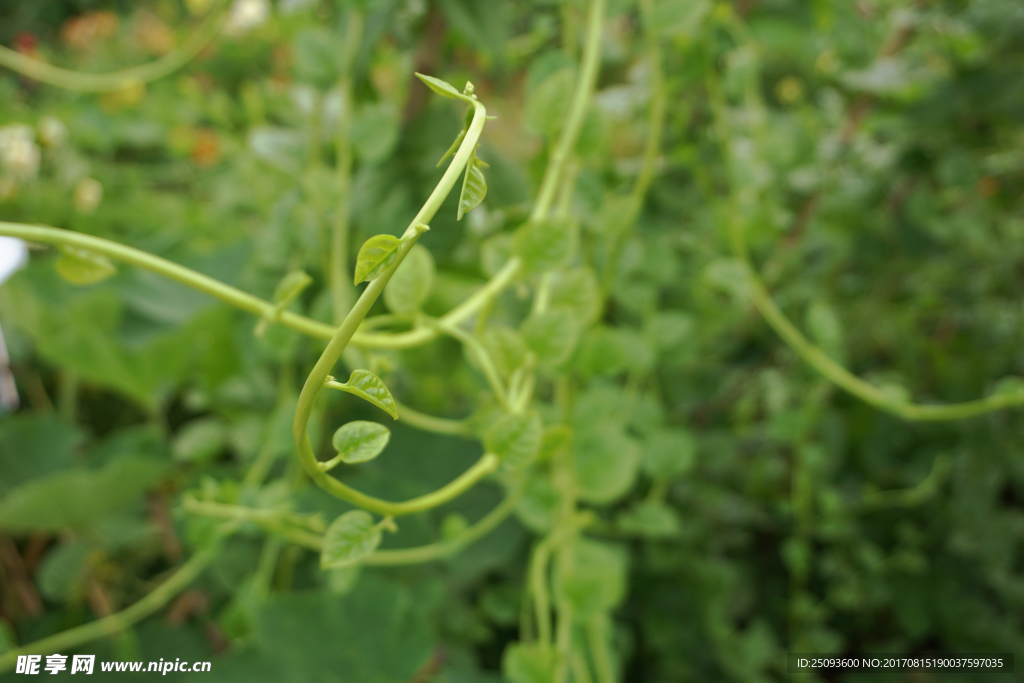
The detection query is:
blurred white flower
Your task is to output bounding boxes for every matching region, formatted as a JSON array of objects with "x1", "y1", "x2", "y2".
[
  {"x1": 224, "y1": 0, "x2": 270, "y2": 36},
  {"x1": 0, "y1": 235, "x2": 28, "y2": 412},
  {"x1": 0, "y1": 236, "x2": 27, "y2": 287},
  {"x1": 0, "y1": 124, "x2": 41, "y2": 181},
  {"x1": 73, "y1": 177, "x2": 103, "y2": 214},
  {"x1": 38, "y1": 116, "x2": 69, "y2": 148}
]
